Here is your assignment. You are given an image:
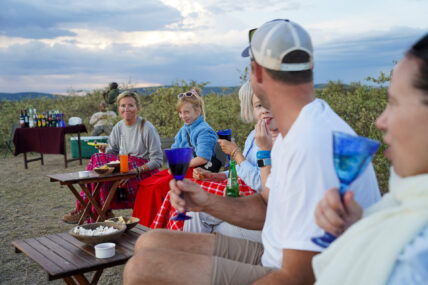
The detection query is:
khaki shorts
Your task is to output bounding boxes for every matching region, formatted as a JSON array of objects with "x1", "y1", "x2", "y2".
[{"x1": 210, "y1": 233, "x2": 276, "y2": 285}]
